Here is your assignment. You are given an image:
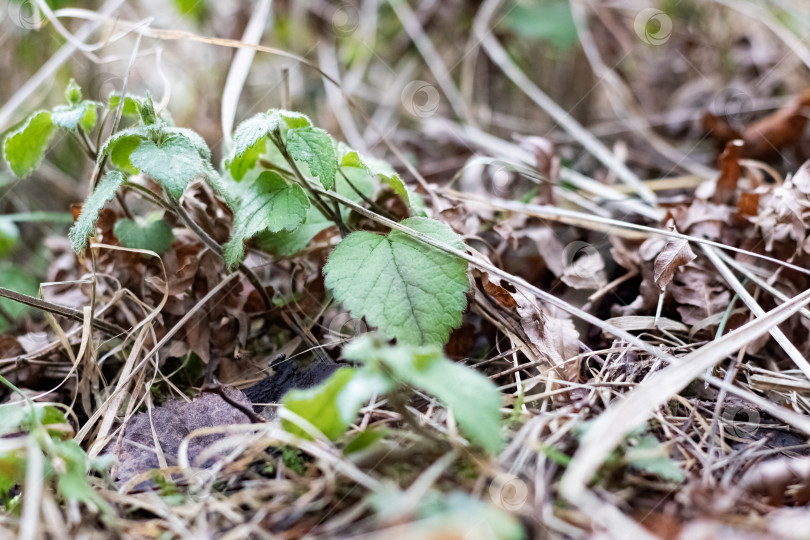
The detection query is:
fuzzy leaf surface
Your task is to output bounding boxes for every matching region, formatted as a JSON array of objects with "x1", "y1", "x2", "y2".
[
  {"x1": 223, "y1": 171, "x2": 309, "y2": 267},
  {"x1": 286, "y1": 127, "x2": 336, "y2": 190},
  {"x1": 129, "y1": 135, "x2": 210, "y2": 199},
  {"x1": 229, "y1": 110, "x2": 312, "y2": 180},
  {"x1": 51, "y1": 102, "x2": 98, "y2": 132},
  {"x1": 68, "y1": 171, "x2": 126, "y2": 253},
  {"x1": 3, "y1": 111, "x2": 56, "y2": 177},
  {"x1": 113, "y1": 213, "x2": 175, "y2": 254},
  {"x1": 324, "y1": 217, "x2": 468, "y2": 345}
]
